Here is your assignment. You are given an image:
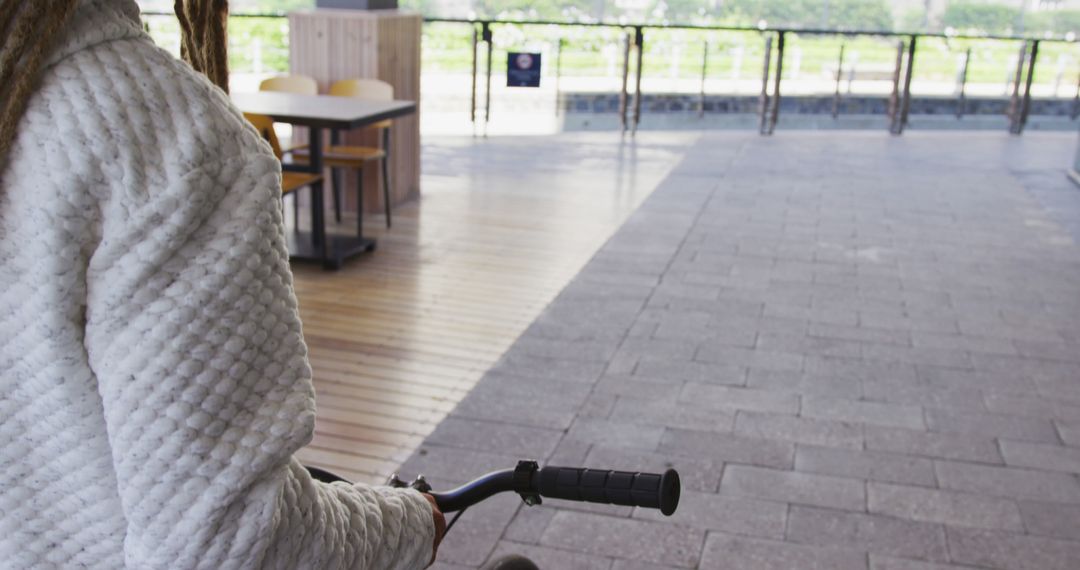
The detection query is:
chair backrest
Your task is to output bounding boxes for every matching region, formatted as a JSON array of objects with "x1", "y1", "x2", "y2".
[
  {"x1": 244, "y1": 113, "x2": 284, "y2": 160},
  {"x1": 329, "y1": 78, "x2": 394, "y2": 100},
  {"x1": 330, "y1": 79, "x2": 394, "y2": 129},
  {"x1": 259, "y1": 75, "x2": 318, "y2": 95}
]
